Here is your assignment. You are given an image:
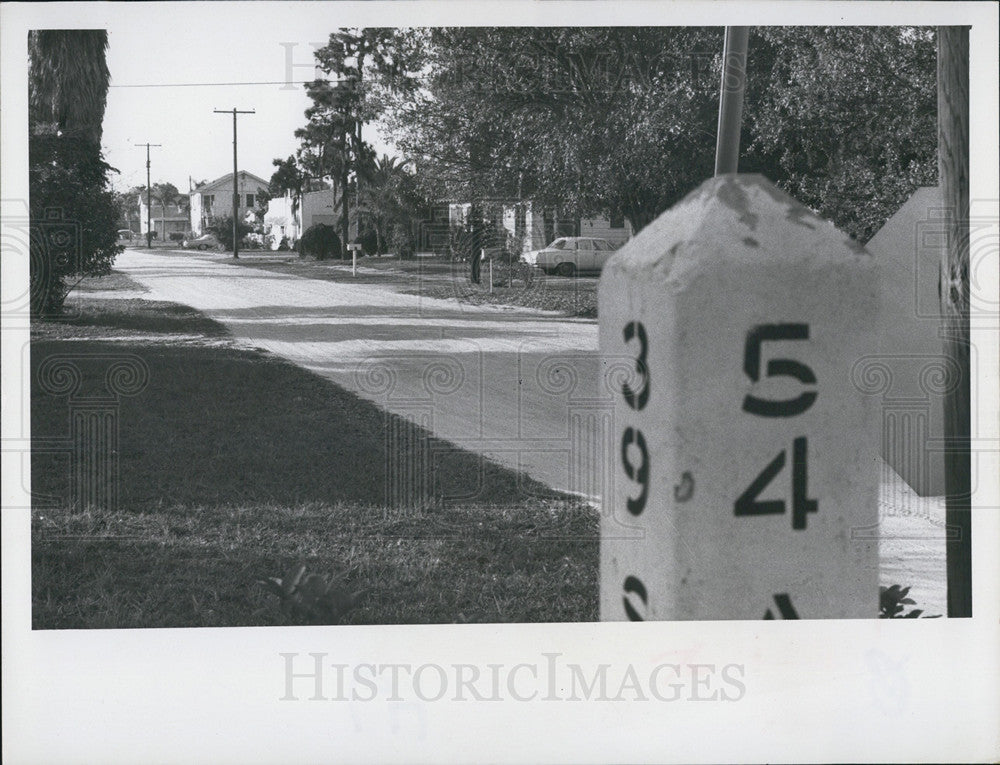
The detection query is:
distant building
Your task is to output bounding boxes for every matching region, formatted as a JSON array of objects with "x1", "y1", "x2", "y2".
[
  {"x1": 263, "y1": 187, "x2": 354, "y2": 248},
  {"x1": 189, "y1": 171, "x2": 269, "y2": 235},
  {"x1": 137, "y1": 198, "x2": 190, "y2": 241},
  {"x1": 422, "y1": 200, "x2": 632, "y2": 255}
]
